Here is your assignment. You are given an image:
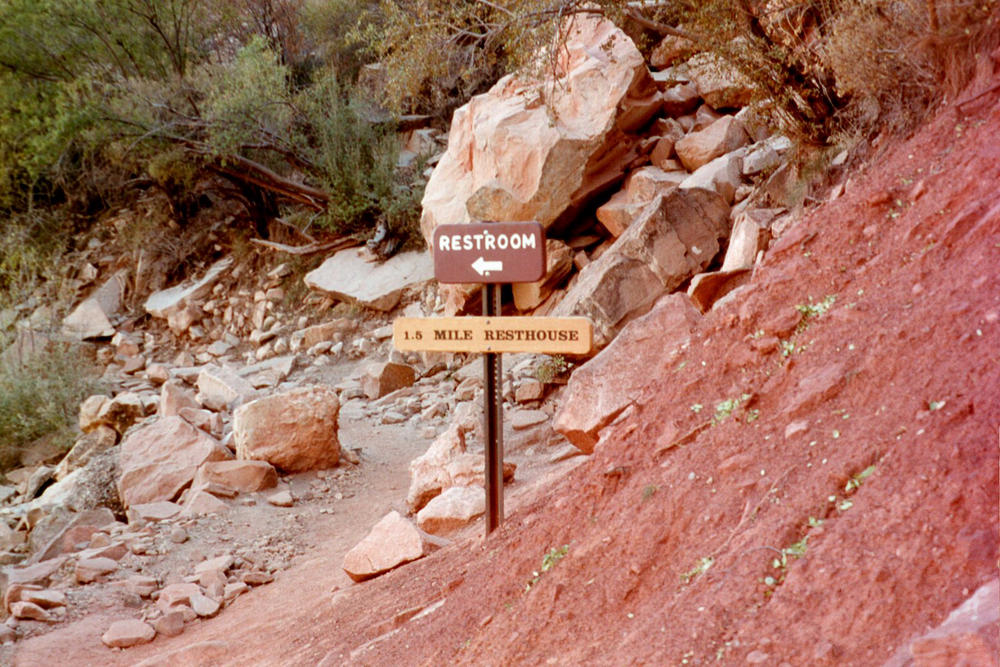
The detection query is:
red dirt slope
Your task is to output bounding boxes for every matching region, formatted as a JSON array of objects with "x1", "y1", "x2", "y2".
[{"x1": 316, "y1": 79, "x2": 1000, "y2": 664}]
